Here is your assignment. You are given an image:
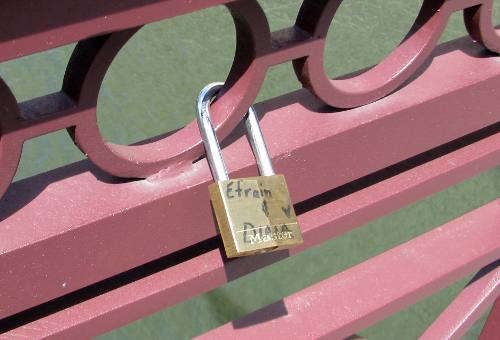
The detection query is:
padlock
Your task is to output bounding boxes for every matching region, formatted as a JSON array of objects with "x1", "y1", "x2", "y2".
[{"x1": 197, "y1": 82, "x2": 303, "y2": 258}]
